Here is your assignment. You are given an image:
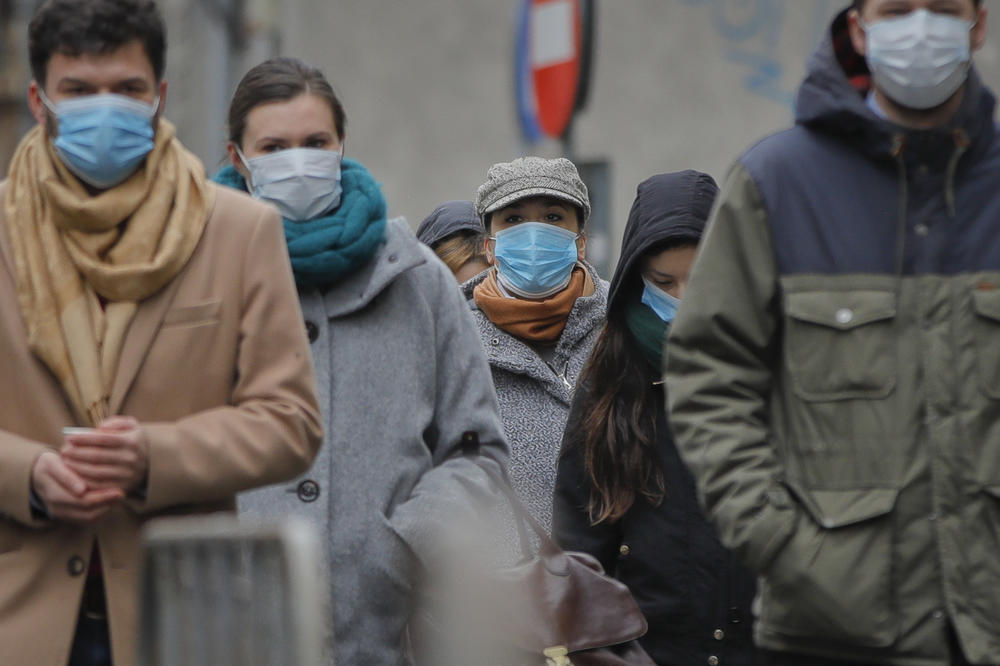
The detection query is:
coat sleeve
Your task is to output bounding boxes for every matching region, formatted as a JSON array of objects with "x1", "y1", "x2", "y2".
[
  {"x1": 0, "y1": 432, "x2": 51, "y2": 527},
  {"x1": 385, "y1": 255, "x2": 511, "y2": 568},
  {"x1": 134, "y1": 207, "x2": 323, "y2": 512},
  {"x1": 552, "y1": 381, "x2": 622, "y2": 574},
  {"x1": 664, "y1": 161, "x2": 800, "y2": 573}
]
